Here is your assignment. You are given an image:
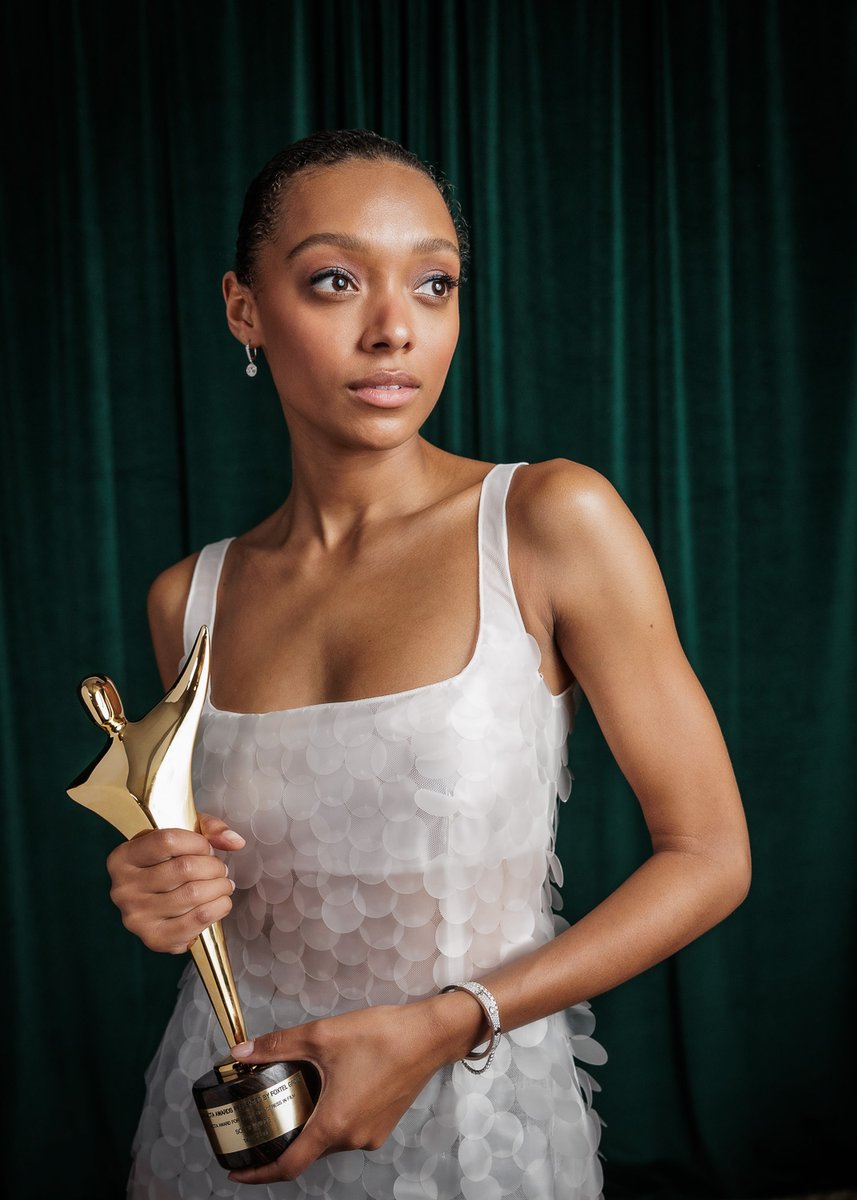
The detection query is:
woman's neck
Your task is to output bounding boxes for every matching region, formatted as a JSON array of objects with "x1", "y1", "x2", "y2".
[{"x1": 275, "y1": 435, "x2": 445, "y2": 550}]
